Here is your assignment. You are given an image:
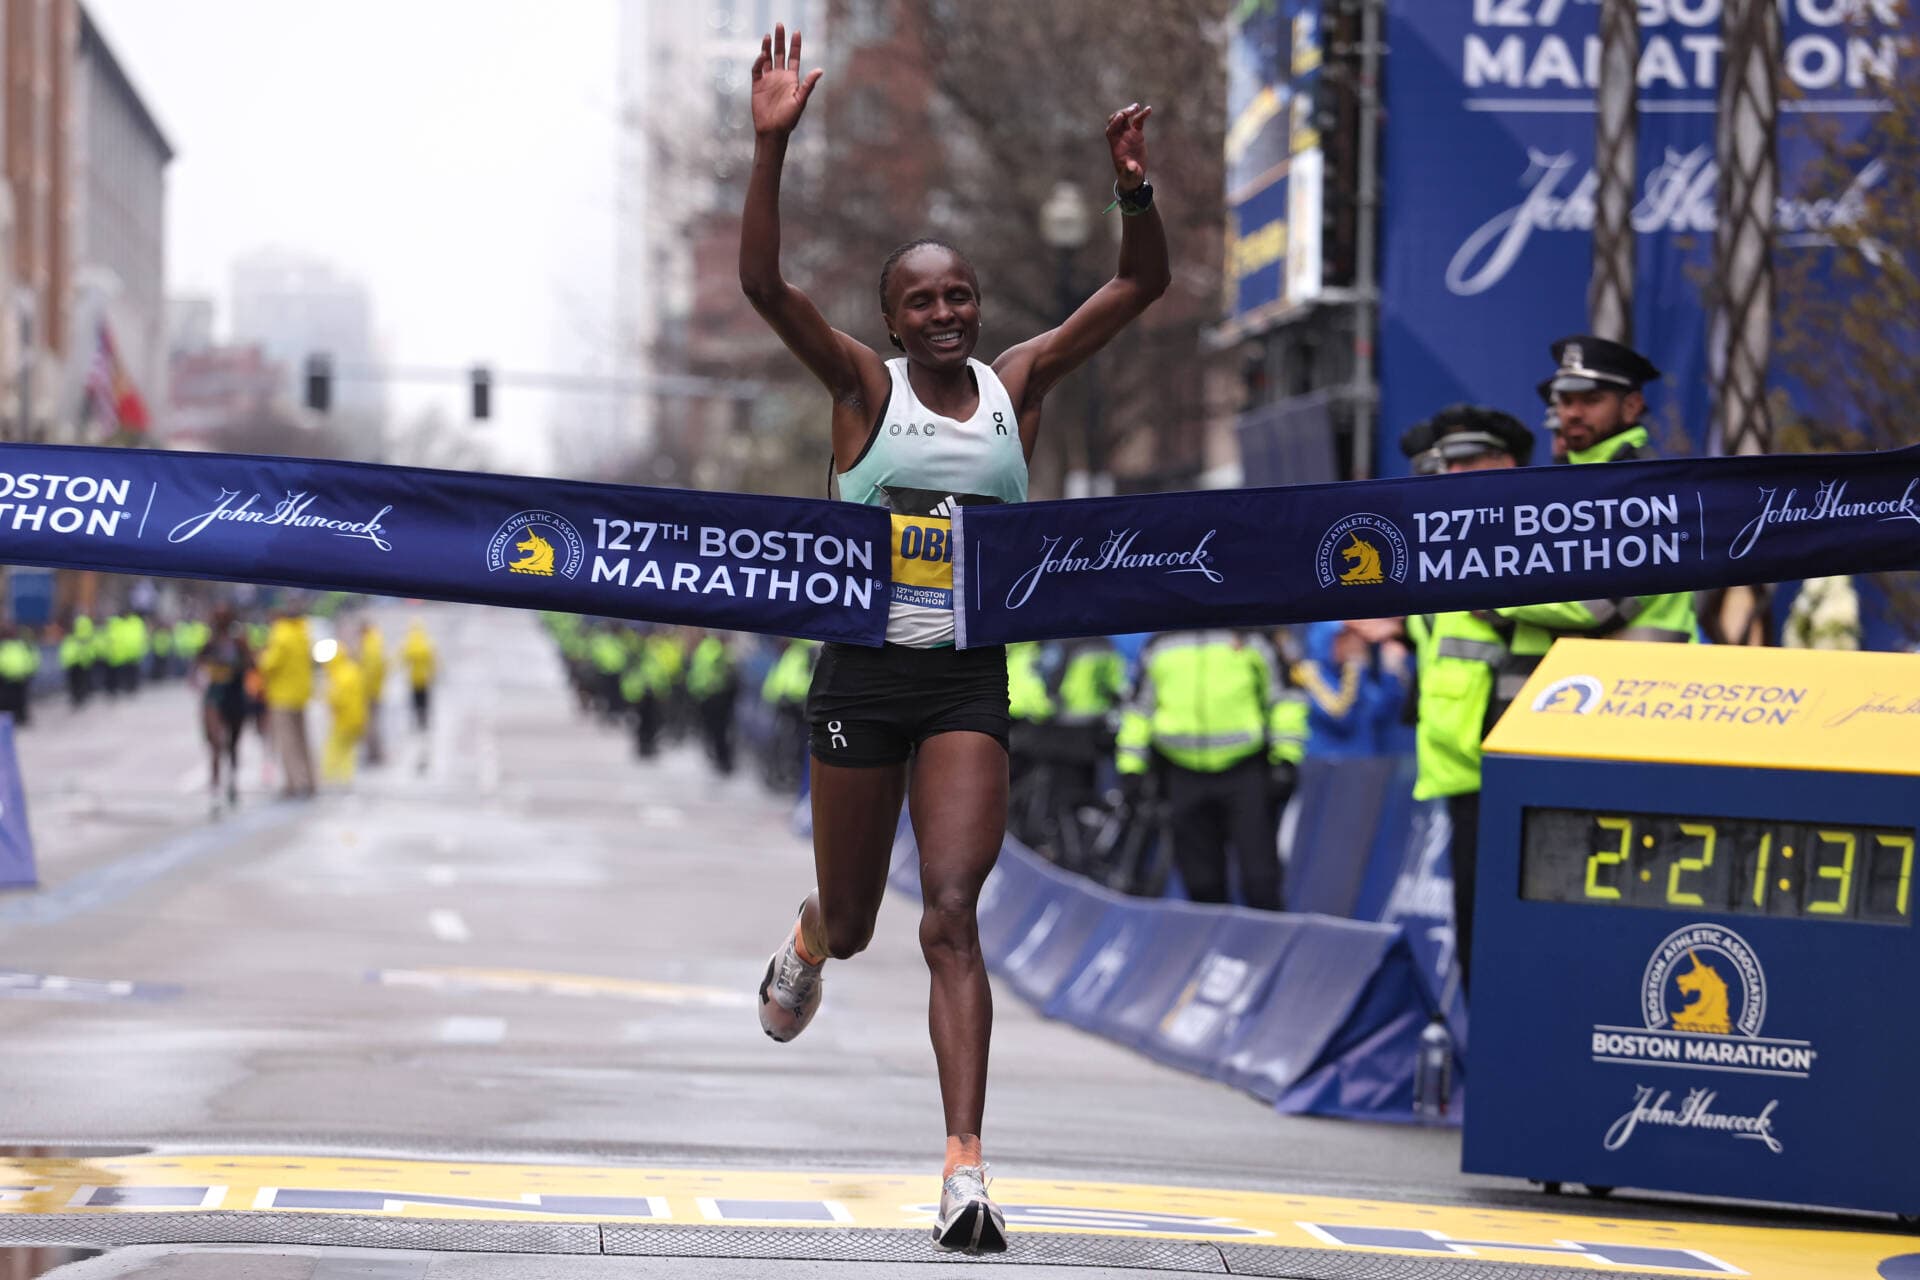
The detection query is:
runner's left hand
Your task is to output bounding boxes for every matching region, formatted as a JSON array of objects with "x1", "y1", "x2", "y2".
[{"x1": 1106, "y1": 104, "x2": 1152, "y2": 191}]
